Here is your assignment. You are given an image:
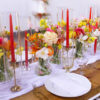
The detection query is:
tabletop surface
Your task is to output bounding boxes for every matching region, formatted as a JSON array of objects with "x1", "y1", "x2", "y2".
[{"x1": 12, "y1": 60, "x2": 100, "y2": 100}]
